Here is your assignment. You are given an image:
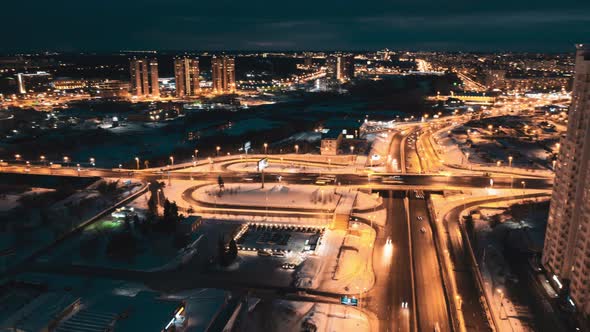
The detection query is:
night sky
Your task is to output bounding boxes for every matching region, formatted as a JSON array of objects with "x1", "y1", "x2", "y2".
[{"x1": 2, "y1": 0, "x2": 589, "y2": 52}]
